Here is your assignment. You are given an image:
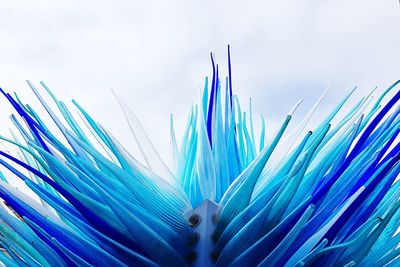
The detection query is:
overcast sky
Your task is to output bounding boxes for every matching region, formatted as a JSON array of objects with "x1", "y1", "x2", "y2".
[{"x1": 0, "y1": 0, "x2": 399, "y2": 165}]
